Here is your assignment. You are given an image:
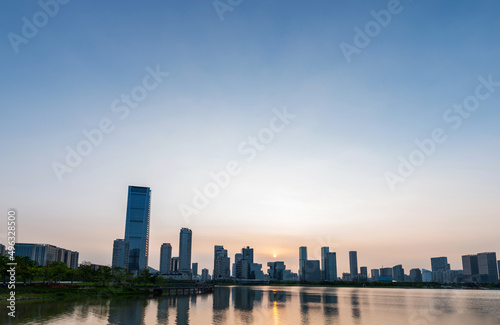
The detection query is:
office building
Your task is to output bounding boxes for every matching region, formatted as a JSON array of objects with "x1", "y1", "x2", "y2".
[
  {"x1": 477, "y1": 252, "x2": 498, "y2": 283},
  {"x1": 192, "y1": 263, "x2": 198, "y2": 277},
  {"x1": 112, "y1": 239, "x2": 129, "y2": 269},
  {"x1": 70, "y1": 251, "x2": 79, "y2": 269},
  {"x1": 201, "y1": 268, "x2": 210, "y2": 281},
  {"x1": 304, "y1": 260, "x2": 321, "y2": 282},
  {"x1": 214, "y1": 245, "x2": 231, "y2": 280},
  {"x1": 409, "y1": 268, "x2": 422, "y2": 282},
  {"x1": 326, "y1": 252, "x2": 337, "y2": 281},
  {"x1": 462, "y1": 255, "x2": 479, "y2": 277},
  {"x1": 234, "y1": 246, "x2": 254, "y2": 279},
  {"x1": 179, "y1": 228, "x2": 192, "y2": 275},
  {"x1": 360, "y1": 266, "x2": 368, "y2": 280},
  {"x1": 422, "y1": 269, "x2": 432, "y2": 282},
  {"x1": 170, "y1": 257, "x2": 179, "y2": 273},
  {"x1": 392, "y1": 264, "x2": 405, "y2": 282},
  {"x1": 160, "y1": 243, "x2": 172, "y2": 275},
  {"x1": 379, "y1": 267, "x2": 393, "y2": 281},
  {"x1": 14, "y1": 243, "x2": 79, "y2": 268},
  {"x1": 321, "y1": 247, "x2": 329, "y2": 281},
  {"x1": 371, "y1": 269, "x2": 380, "y2": 281},
  {"x1": 250, "y1": 263, "x2": 265, "y2": 280},
  {"x1": 124, "y1": 186, "x2": 151, "y2": 272},
  {"x1": 234, "y1": 253, "x2": 243, "y2": 278},
  {"x1": 431, "y1": 257, "x2": 450, "y2": 272},
  {"x1": 349, "y1": 251, "x2": 358, "y2": 276},
  {"x1": 268, "y1": 261, "x2": 287, "y2": 281},
  {"x1": 299, "y1": 246, "x2": 307, "y2": 281}
]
